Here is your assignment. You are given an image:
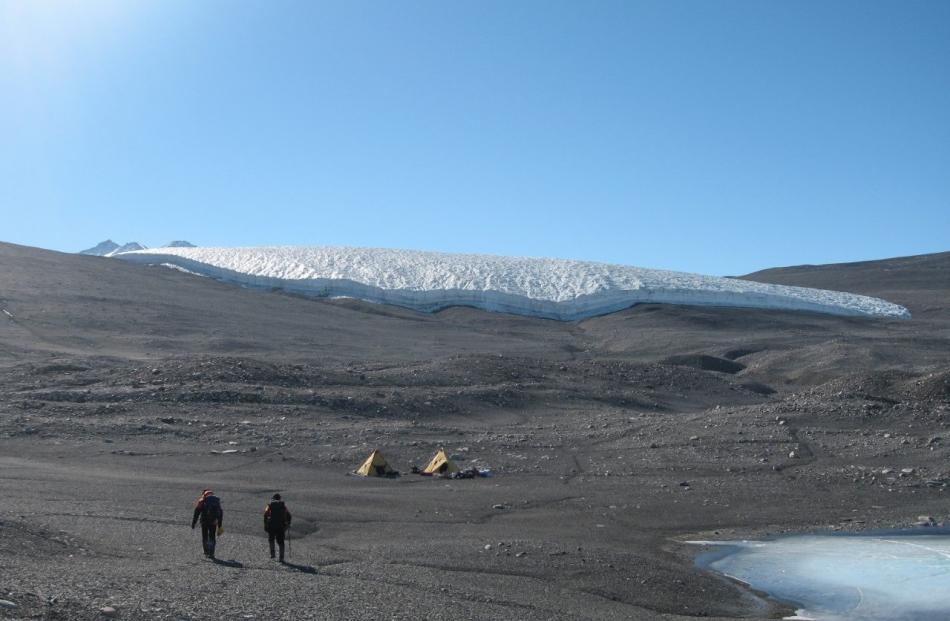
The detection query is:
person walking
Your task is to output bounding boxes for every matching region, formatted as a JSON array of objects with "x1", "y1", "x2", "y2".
[
  {"x1": 191, "y1": 489, "x2": 223, "y2": 559},
  {"x1": 263, "y1": 493, "x2": 292, "y2": 562}
]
